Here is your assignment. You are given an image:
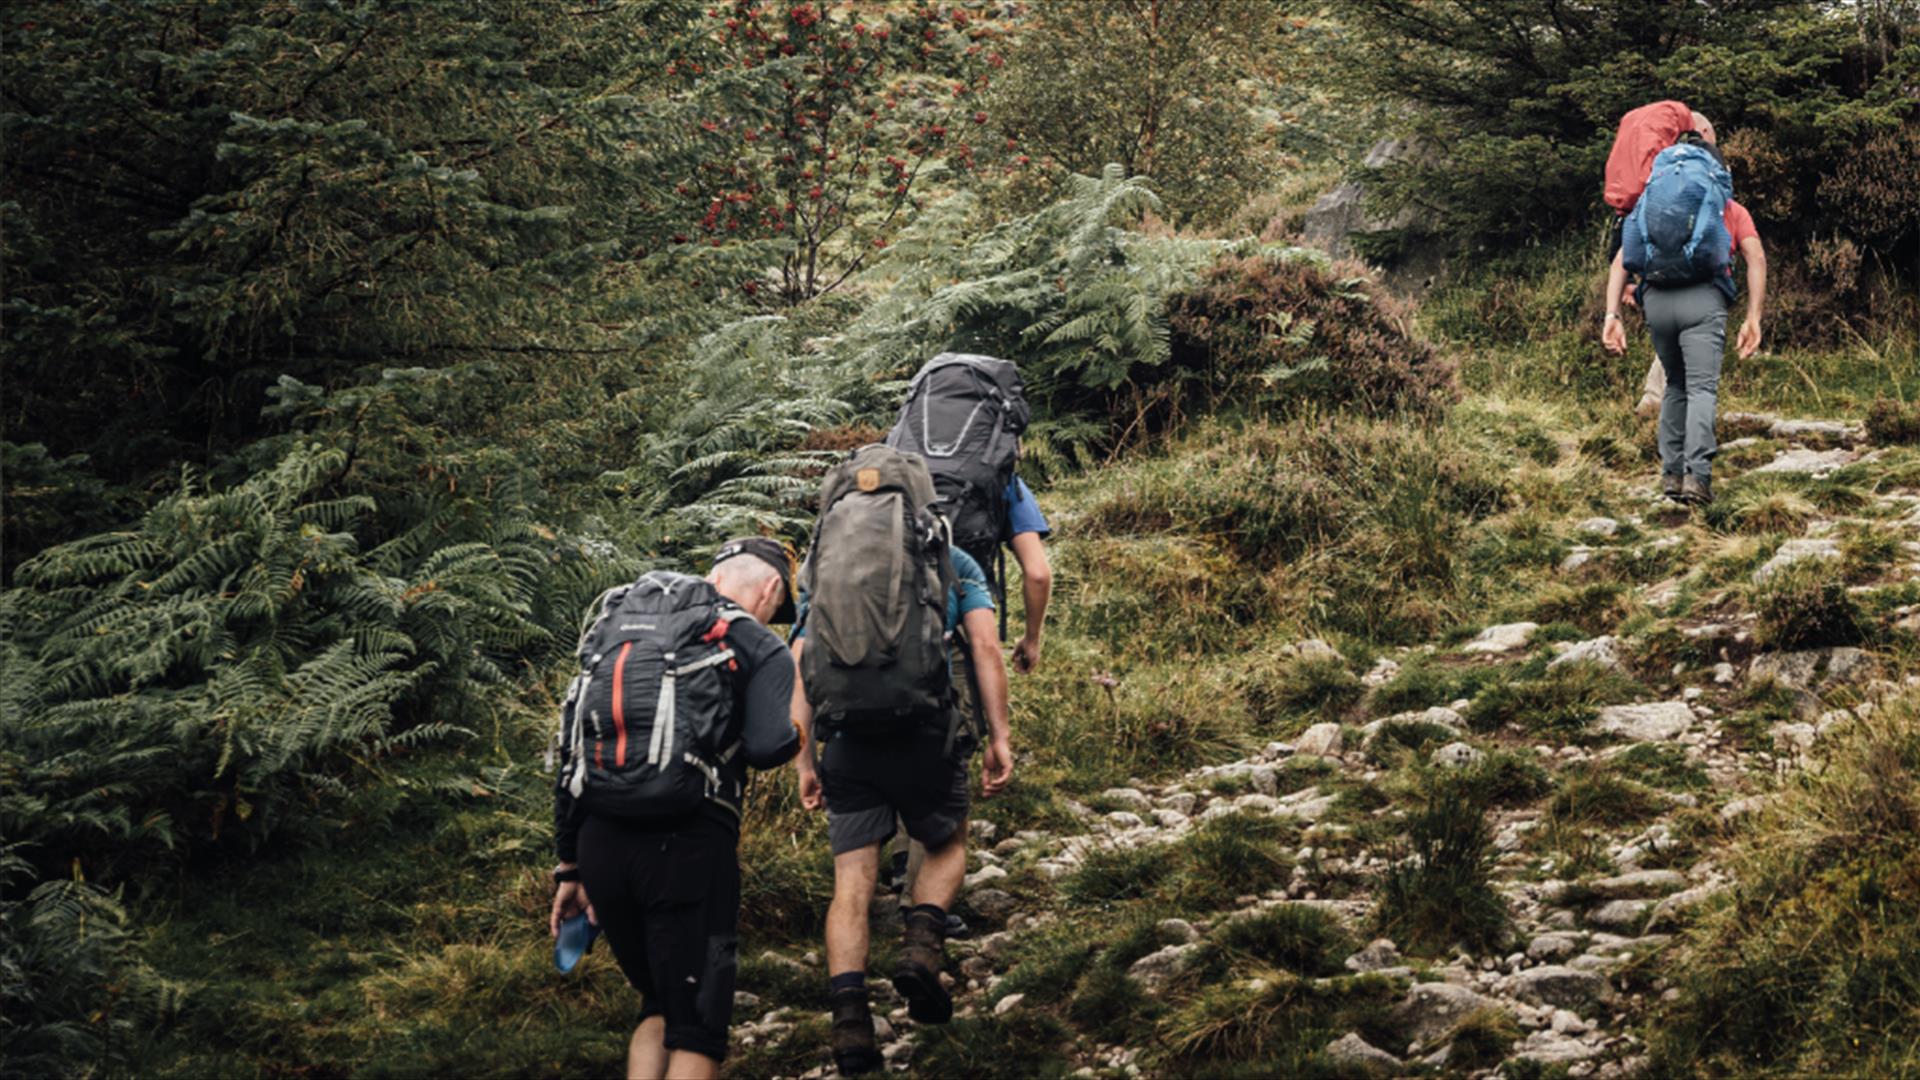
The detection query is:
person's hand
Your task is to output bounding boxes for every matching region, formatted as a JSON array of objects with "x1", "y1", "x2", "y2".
[
  {"x1": 1602, "y1": 315, "x2": 1627, "y2": 355},
  {"x1": 549, "y1": 877, "x2": 595, "y2": 937},
  {"x1": 981, "y1": 736, "x2": 1013, "y2": 798},
  {"x1": 797, "y1": 764, "x2": 825, "y2": 811},
  {"x1": 1737, "y1": 316, "x2": 1762, "y2": 359},
  {"x1": 1012, "y1": 635, "x2": 1041, "y2": 675}
]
